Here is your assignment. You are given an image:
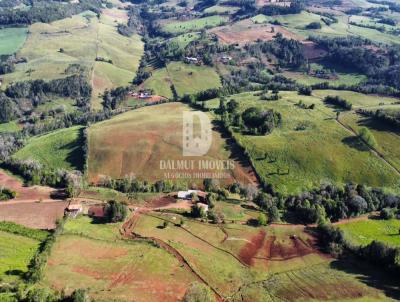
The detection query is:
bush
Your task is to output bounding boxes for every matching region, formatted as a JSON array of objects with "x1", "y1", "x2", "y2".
[
  {"x1": 359, "y1": 127, "x2": 378, "y2": 149},
  {"x1": 380, "y1": 208, "x2": 395, "y2": 220},
  {"x1": 306, "y1": 22, "x2": 322, "y2": 29},
  {"x1": 258, "y1": 213, "x2": 267, "y2": 226},
  {"x1": 105, "y1": 200, "x2": 128, "y2": 223},
  {"x1": 183, "y1": 282, "x2": 216, "y2": 302},
  {"x1": 0, "y1": 187, "x2": 16, "y2": 201}
]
